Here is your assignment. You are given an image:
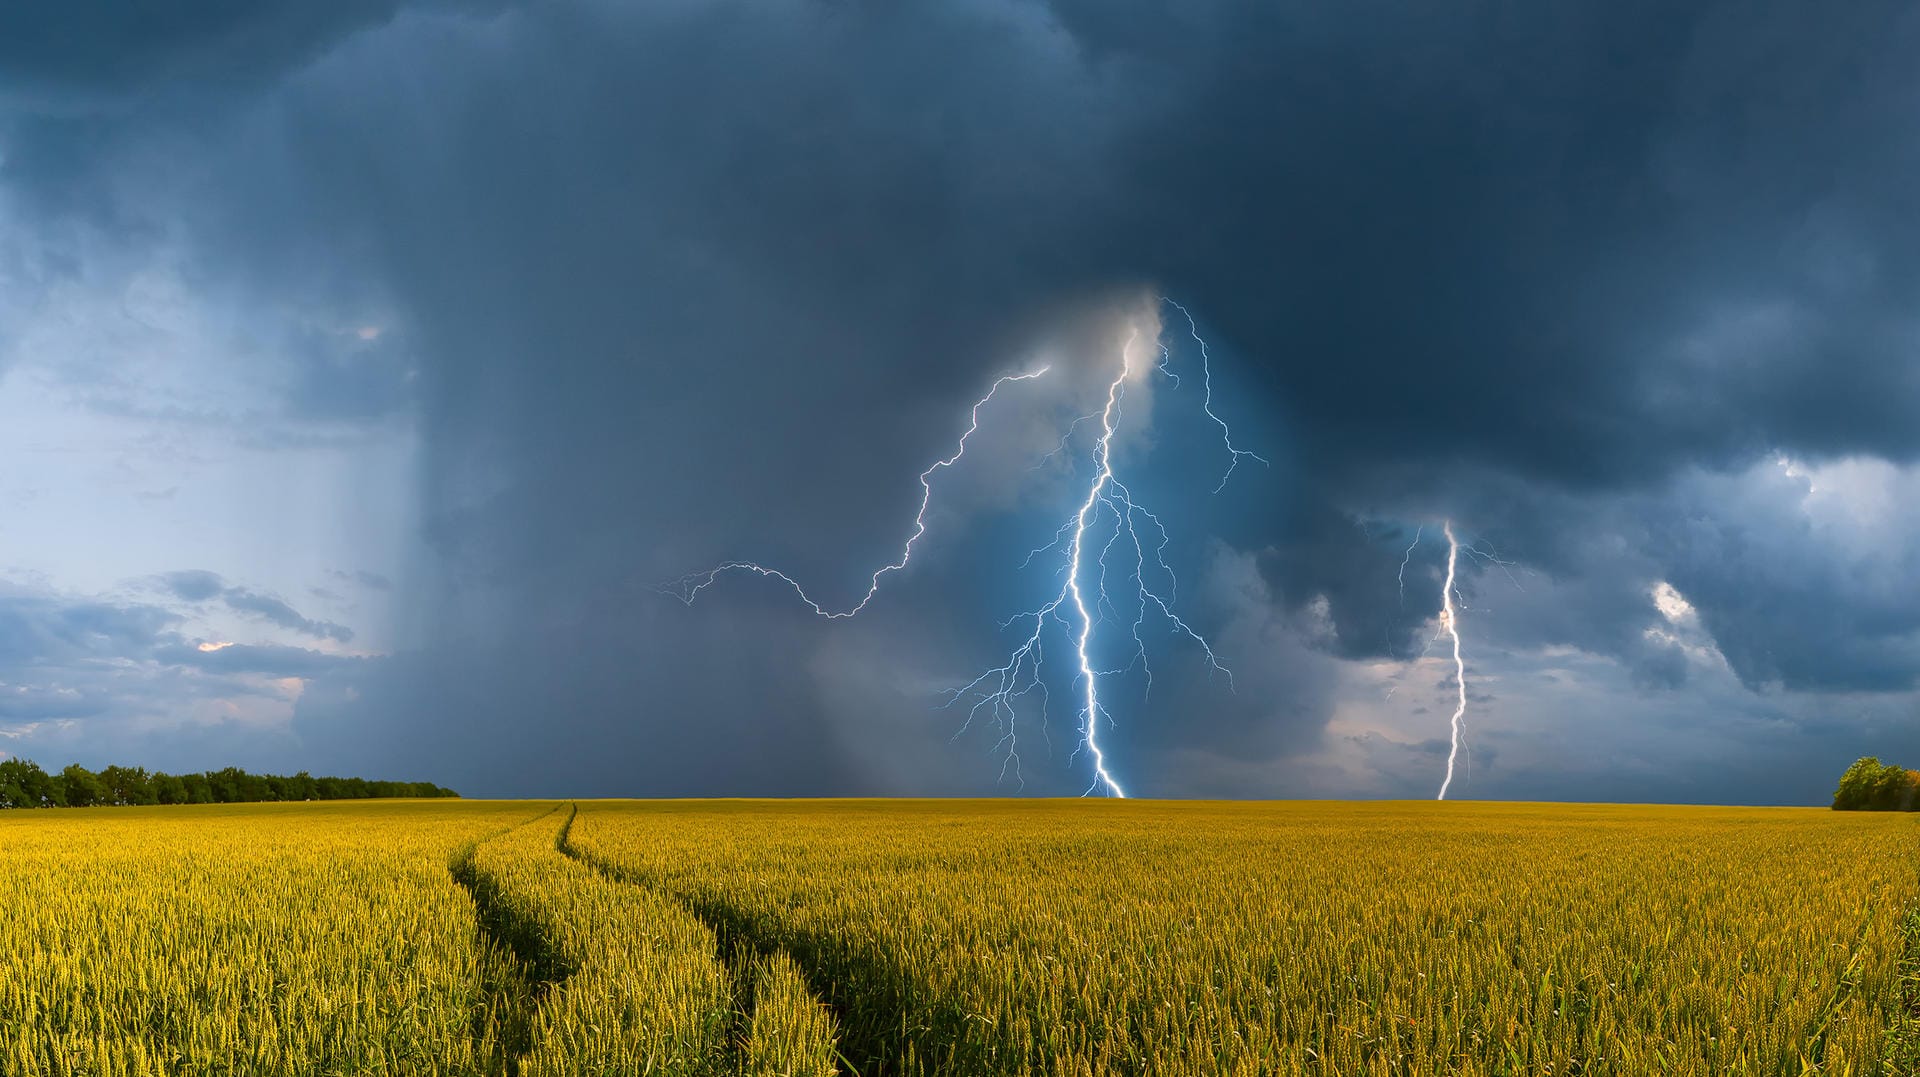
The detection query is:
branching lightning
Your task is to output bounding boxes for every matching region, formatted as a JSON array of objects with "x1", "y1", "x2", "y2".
[
  {"x1": 946, "y1": 305, "x2": 1259, "y2": 796},
  {"x1": 671, "y1": 298, "x2": 1261, "y2": 797},
  {"x1": 665, "y1": 367, "x2": 1050, "y2": 617},
  {"x1": 1161, "y1": 298, "x2": 1270, "y2": 492}
]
